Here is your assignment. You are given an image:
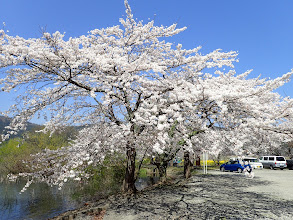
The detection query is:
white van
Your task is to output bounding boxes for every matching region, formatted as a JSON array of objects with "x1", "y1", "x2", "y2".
[
  {"x1": 242, "y1": 157, "x2": 263, "y2": 169},
  {"x1": 259, "y1": 156, "x2": 287, "y2": 170}
]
